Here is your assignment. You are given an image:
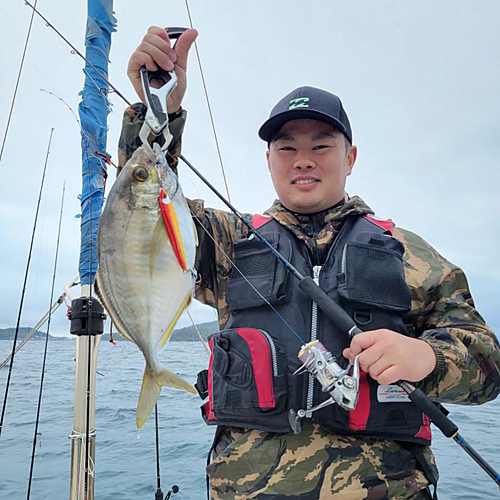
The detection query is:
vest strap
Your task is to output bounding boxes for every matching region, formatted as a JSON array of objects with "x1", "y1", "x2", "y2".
[
  {"x1": 252, "y1": 214, "x2": 272, "y2": 228},
  {"x1": 364, "y1": 214, "x2": 394, "y2": 234},
  {"x1": 400, "y1": 441, "x2": 439, "y2": 499}
]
